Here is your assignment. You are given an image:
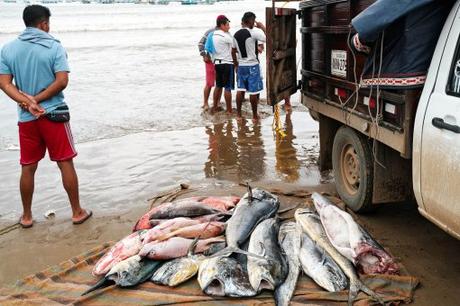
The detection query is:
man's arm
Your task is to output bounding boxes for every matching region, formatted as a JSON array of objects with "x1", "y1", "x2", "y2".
[
  {"x1": 0, "y1": 74, "x2": 45, "y2": 117},
  {"x1": 231, "y1": 48, "x2": 238, "y2": 69},
  {"x1": 33, "y1": 71, "x2": 68, "y2": 103}
]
